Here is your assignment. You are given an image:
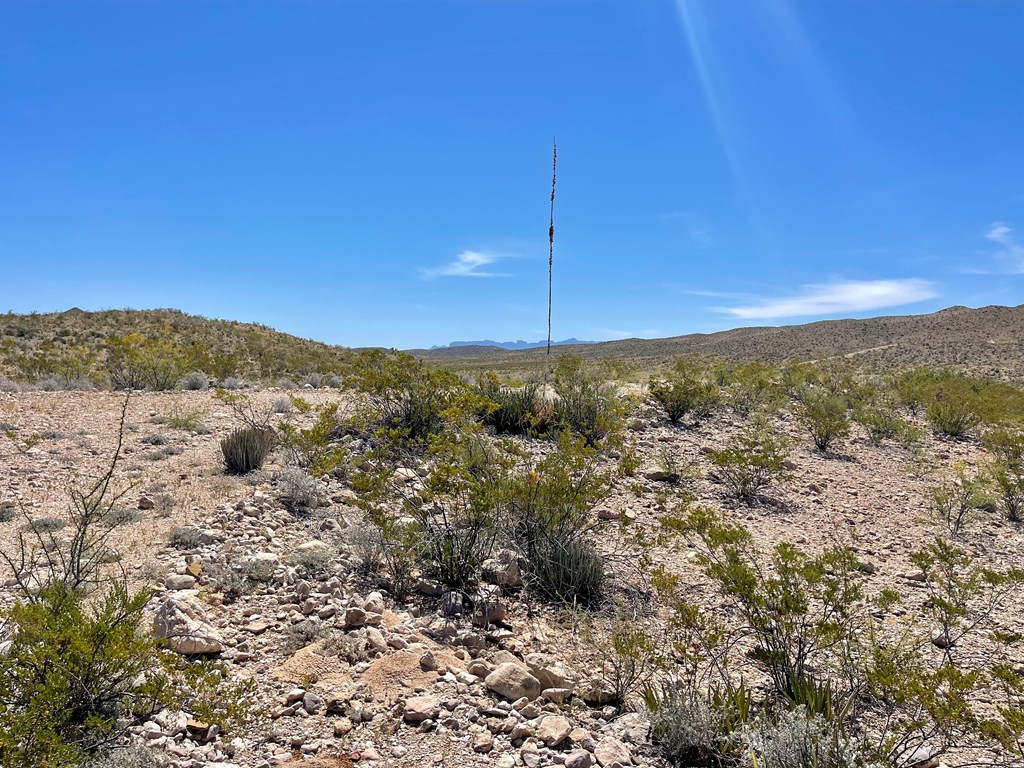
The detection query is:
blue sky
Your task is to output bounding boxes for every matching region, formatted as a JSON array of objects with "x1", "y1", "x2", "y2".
[{"x1": 2, "y1": 1, "x2": 1024, "y2": 348}]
